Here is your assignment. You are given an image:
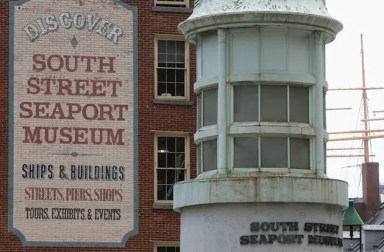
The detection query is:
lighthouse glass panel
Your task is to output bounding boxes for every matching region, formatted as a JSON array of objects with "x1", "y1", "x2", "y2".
[
  {"x1": 290, "y1": 86, "x2": 309, "y2": 123},
  {"x1": 234, "y1": 85, "x2": 258, "y2": 122},
  {"x1": 234, "y1": 137, "x2": 258, "y2": 168},
  {"x1": 260, "y1": 85, "x2": 287, "y2": 122},
  {"x1": 290, "y1": 138, "x2": 310, "y2": 169},
  {"x1": 202, "y1": 139, "x2": 217, "y2": 171},
  {"x1": 261, "y1": 137, "x2": 288, "y2": 168},
  {"x1": 197, "y1": 94, "x2": 201, "y2": 127},
  {"x1": 202, "y1": 88, "x2": 217, "y2": 126}
]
